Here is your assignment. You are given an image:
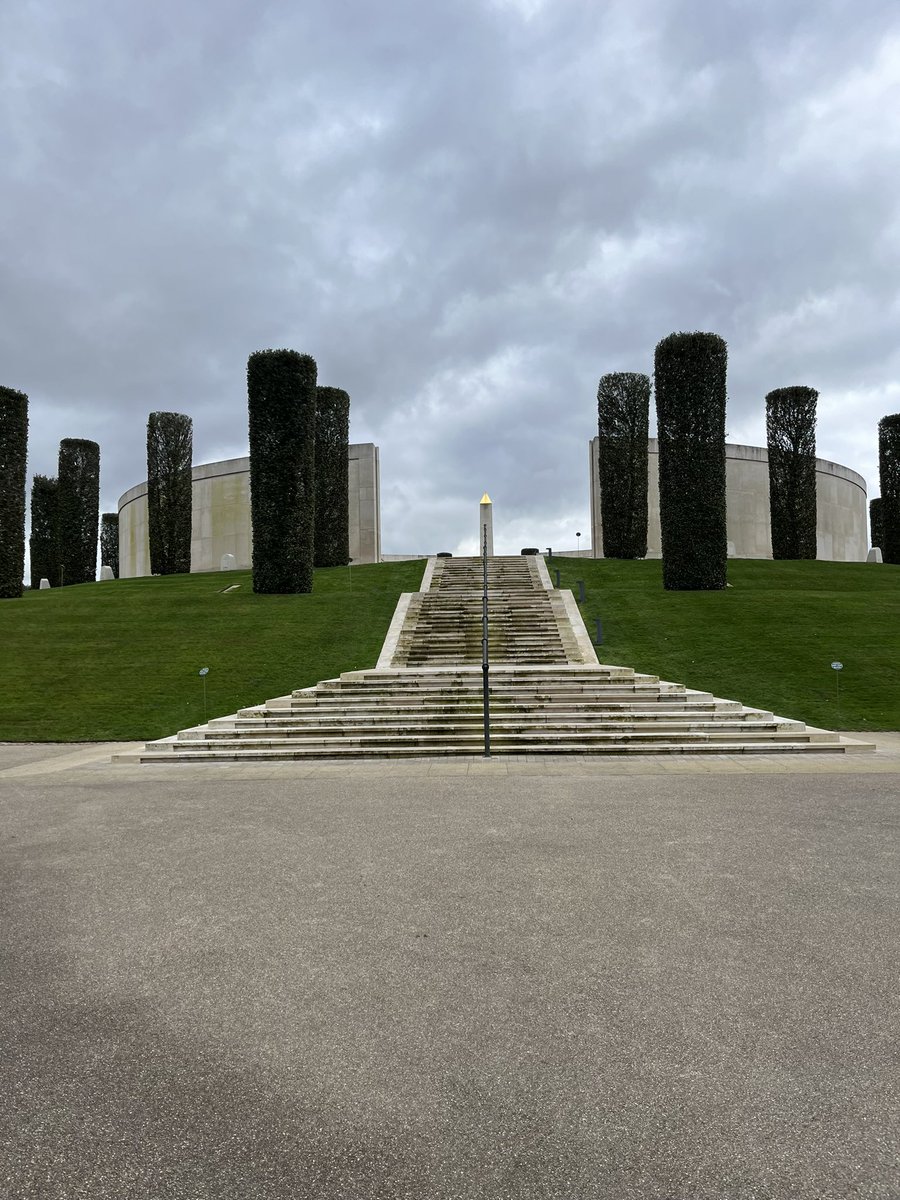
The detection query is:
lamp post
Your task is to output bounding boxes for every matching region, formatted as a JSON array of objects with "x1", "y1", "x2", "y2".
[
  {"x1": 576, "y1": 531, "x2": 581, "y2": 557},
  {"x1": 481, "y1": 522, "x2": 491, "y2": 758}
]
